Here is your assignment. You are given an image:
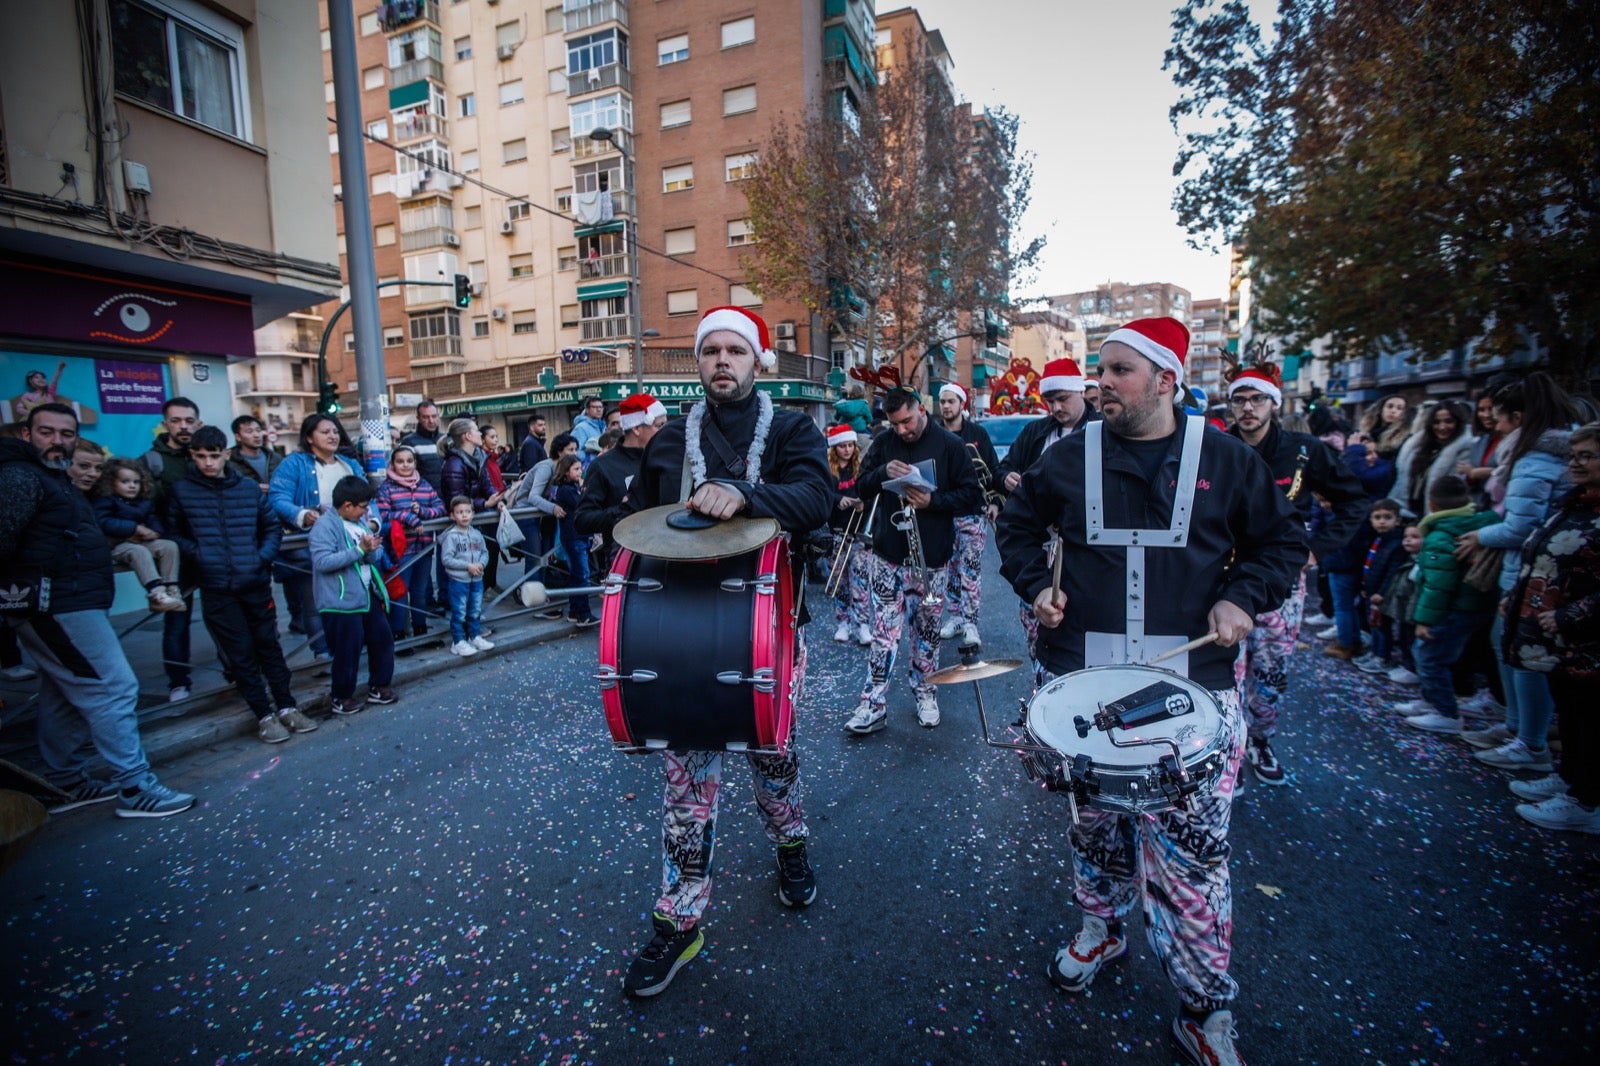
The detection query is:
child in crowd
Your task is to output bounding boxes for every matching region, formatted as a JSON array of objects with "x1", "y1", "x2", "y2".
[
  {"x1": 1398, "y1": 475, "x2": 1499, "y2": 733},
  {"x1": 163, "y1": 426, "x2": 313, "y2": 744},
  {"x1": 1376, "y1": 523, "x2": 1425, "y2": 686},
  {"x1": 550, "y1": 455, "x2": 597, "y2": 628},
  {"x1": 1353, "y1": 499, "x2": 1407, "y2": 674},
  {"x1": 92, "y1": 459, "x2": 184, "y2": 613},
  {"x1": 438, "y1": 495, "x2": 493, "y2": 656},
  {"x1": 310, "y1": 476, "x2": 397, "y2": 715}
]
